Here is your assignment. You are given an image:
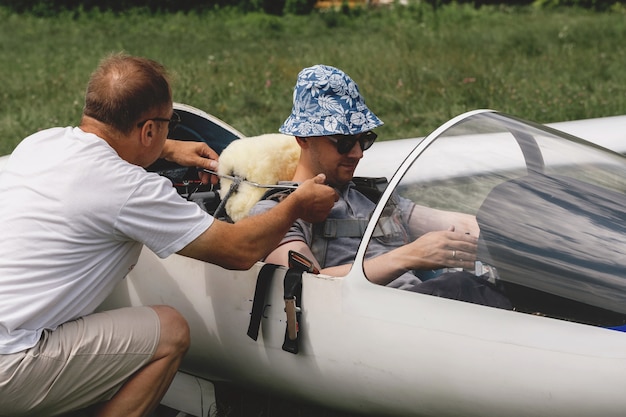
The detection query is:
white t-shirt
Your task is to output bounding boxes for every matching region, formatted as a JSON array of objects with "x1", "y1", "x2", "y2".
[{"x1": 0, "y1": 127, "x2": 214, "y2": 354}]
